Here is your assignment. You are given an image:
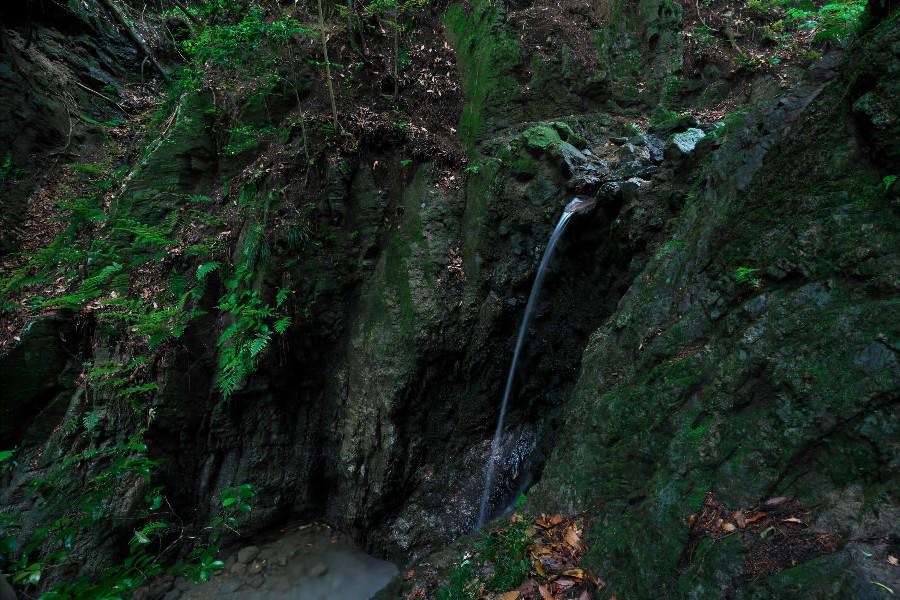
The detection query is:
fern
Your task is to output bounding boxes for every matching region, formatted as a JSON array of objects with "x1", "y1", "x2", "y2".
[
  {"x1": 275, "y1": 288, "x2": 290, "y2": 307},
  {"x1": 82, "y1": 410, "x2": 104, "y2": 433},
  {"x1": 196, "y1": 262, "x2": 220, "y2": 281},
  {"x1": 248, "y1": 333, "x2": 270, "y2": 358},
  {"x1": 215, "y1": 287, "x2": 291, "y2": 398},
  {"x1": 286, "y1": 224, "x2": 310, "y2": 249},
  {"x1": 273, "y1": 316, "x2": 291, "y2": 334}
]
